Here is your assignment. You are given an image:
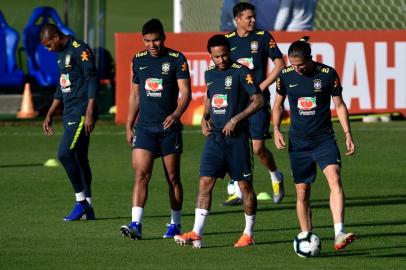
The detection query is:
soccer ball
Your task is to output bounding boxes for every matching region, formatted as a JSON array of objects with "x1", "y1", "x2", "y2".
[{"x1": 293, "y1": 231, "x2": 321, "y2": 258}]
